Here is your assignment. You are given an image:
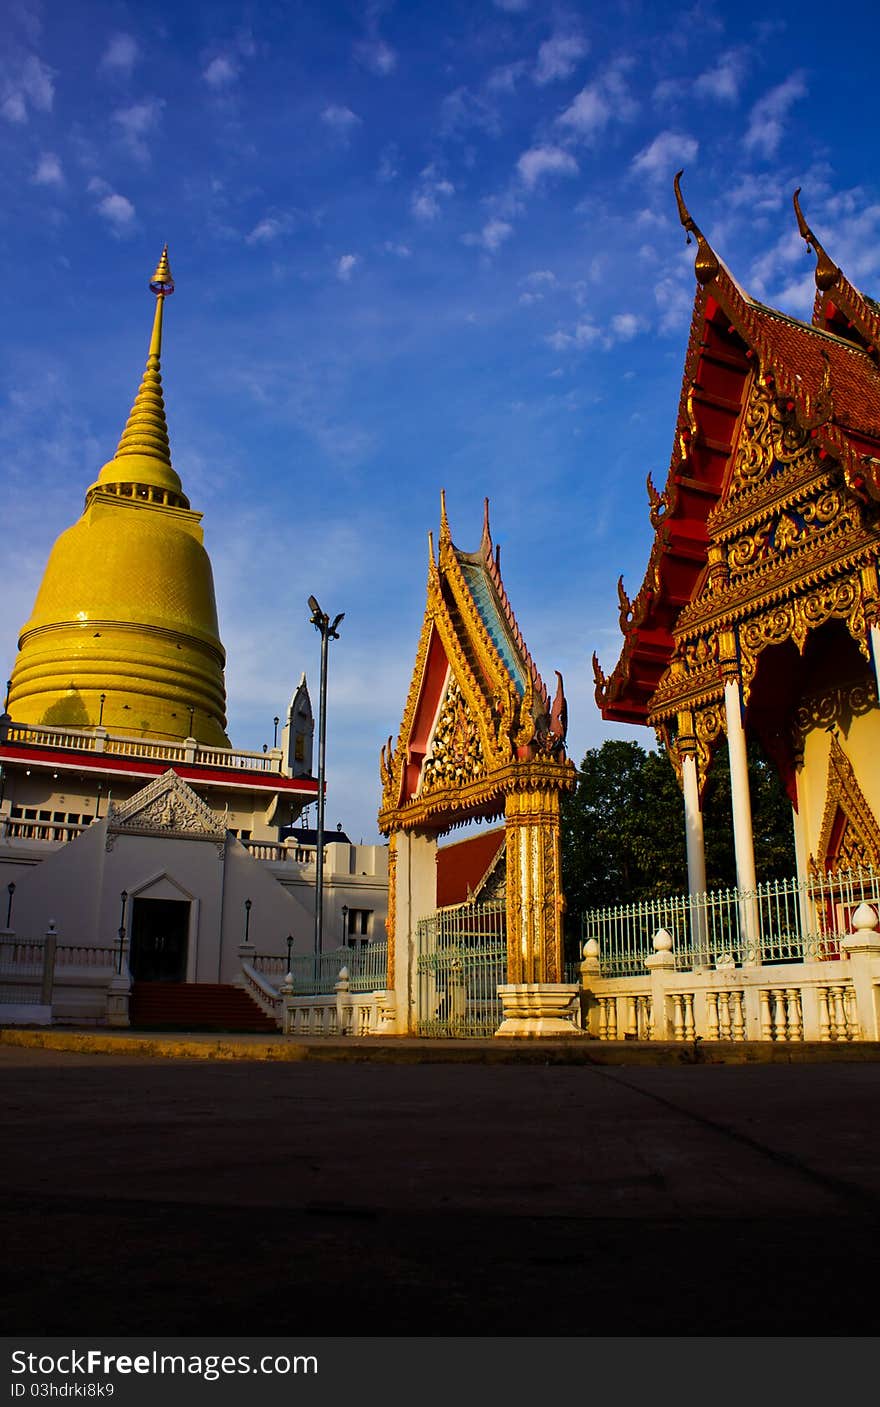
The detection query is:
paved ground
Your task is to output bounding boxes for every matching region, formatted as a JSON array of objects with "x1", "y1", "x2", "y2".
[{"x1": 3, "y1": 1038, "x2": 879, "y2": 1336}]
